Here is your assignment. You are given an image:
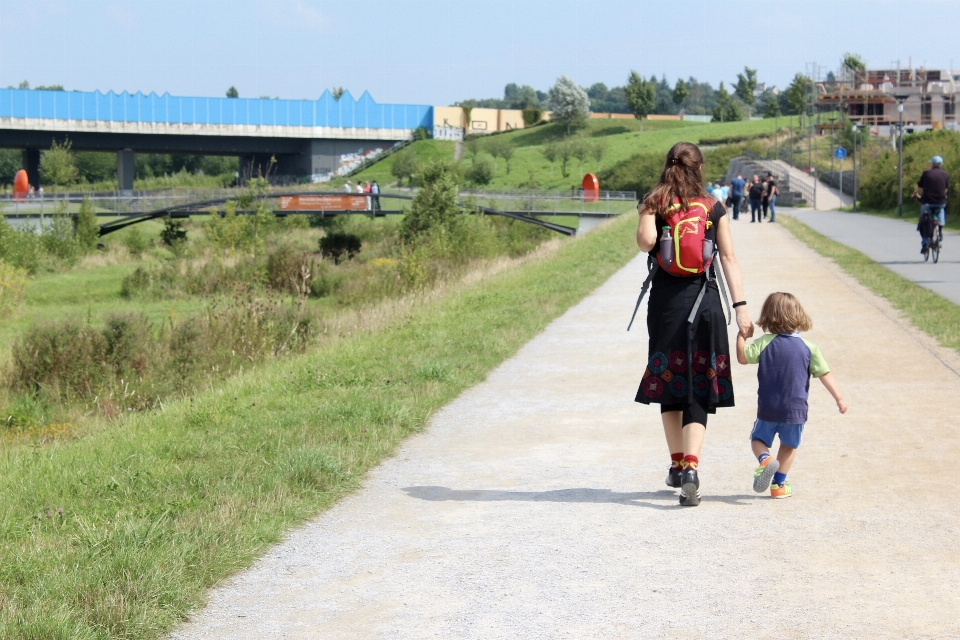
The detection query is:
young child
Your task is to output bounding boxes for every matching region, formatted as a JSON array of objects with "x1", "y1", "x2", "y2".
[{"x1": 736, "y1": 292, "x2": 847, "y2": 498}]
